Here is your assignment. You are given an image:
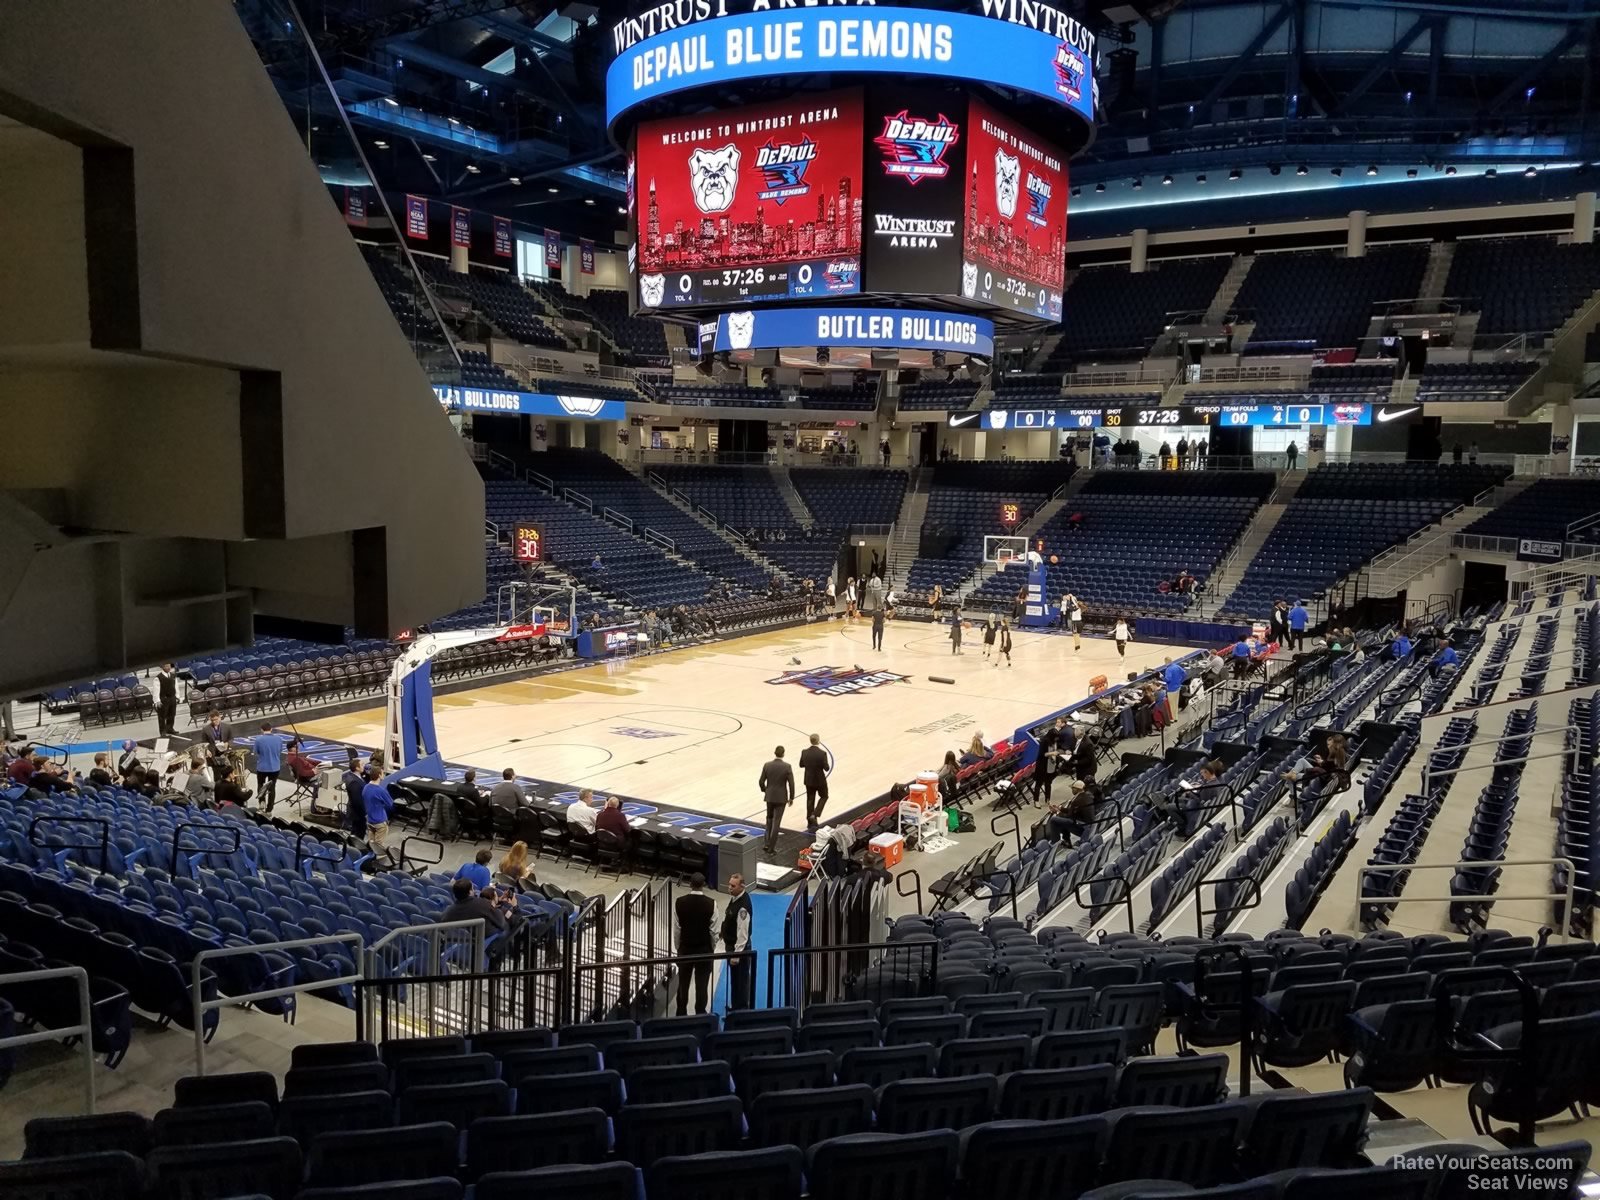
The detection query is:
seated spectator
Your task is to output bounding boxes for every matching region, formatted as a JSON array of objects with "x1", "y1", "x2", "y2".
[
  {"x1": 489, "y1": 767, "x2": 524, "y2": 812},
  {"x1": 1432, "y1": 639, "x2": 1460, "y2": 675},
  {"x1": 1044, "y1": 779, "x2": 1097, "y2": 844},
  {"x1": 88, "y1": 752, "x2": 116, "y2": 787},
  {"x1": 567, "y1": 787, "x2": 599, "y2": 833},
  {"x1": 455, "y1": 847, "x2": 495, "y2": 891},
  {"x1": 958, "y1": 733, "x2": 991, "y2": 767},
  {"x1": 26, "y1": 755, "x2": 77, "y2": 795},
  {"x1": 441, "y1": 876, "x2": 511, "y2": 934},
  {"x1": 499, "y1": 840, "x2": 535, "y2": 890},
  {"x1": 596, "y1": 794, "x2": 630, "y2": 839},
  {"x1": 285, "y1": 739, "x2": 320, "y2": 800},
  {"x1": 214, "y1": 763, "x2": 251, "y2": 809},
  {"x1": 1392, "y1": 632, "x2": 1414, "y2": 660},
  {"x1": 179, "y1": 749, "x2": 214, "y2": 805},
  {"x1": 6, "y1": 744, "x2": 37, "y2": 785}
]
